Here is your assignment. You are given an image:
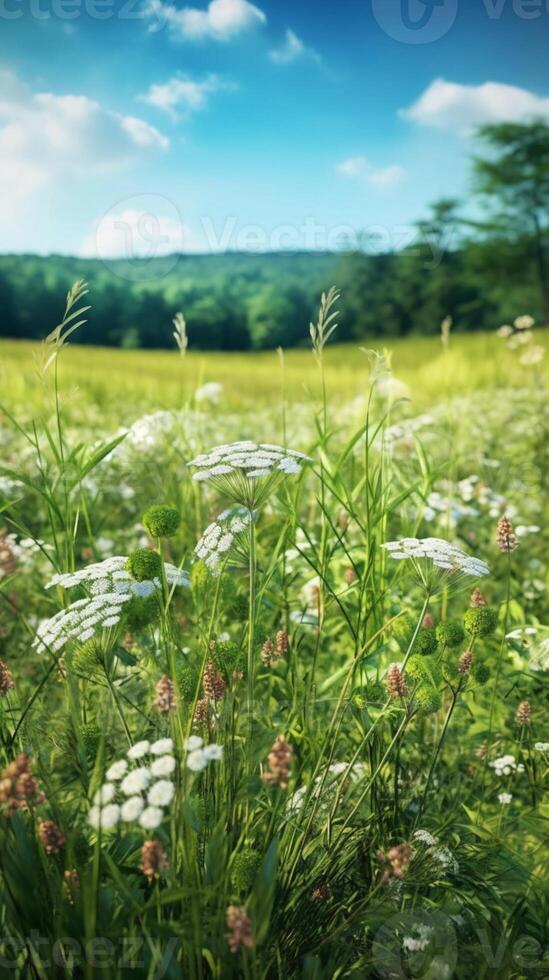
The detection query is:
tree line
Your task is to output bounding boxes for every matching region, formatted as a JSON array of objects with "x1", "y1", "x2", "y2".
[{"x1": 0, "y1": 121, "x2": 547, "y2": 349}]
